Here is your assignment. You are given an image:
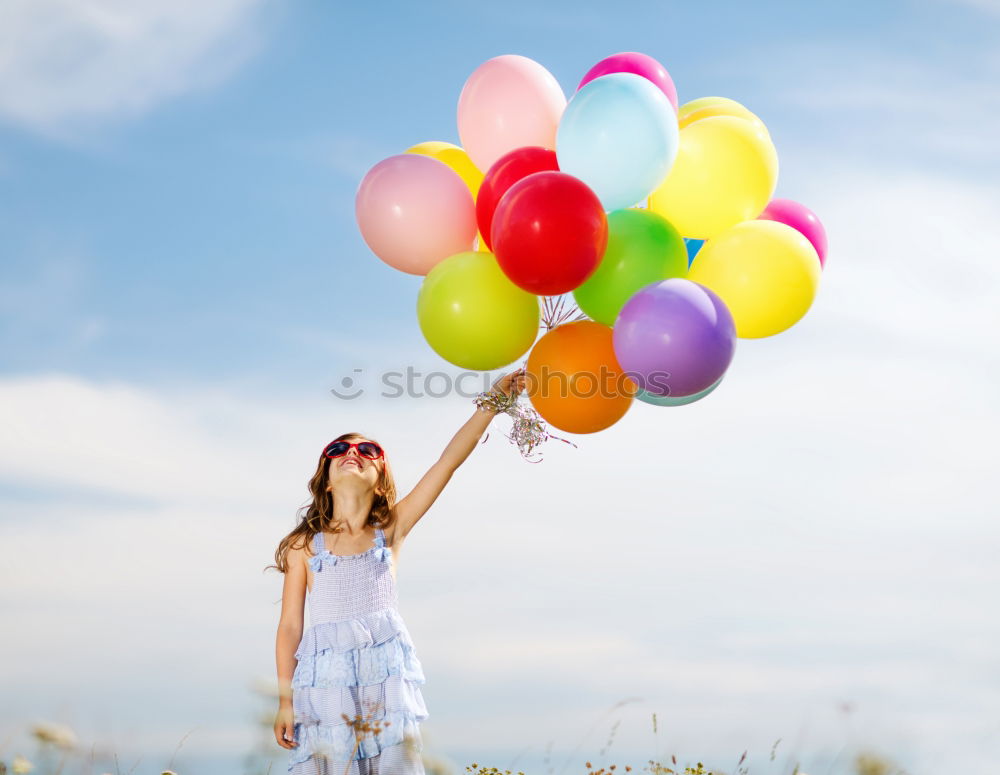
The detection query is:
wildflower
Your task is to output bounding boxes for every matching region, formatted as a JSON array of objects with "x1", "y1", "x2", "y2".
[
  {"x1": 29, "y1": 722, "x2": 77, "y2": 750},
  {"x1": 11, "y1": 755, "x2": 34, "y2": 774}
]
